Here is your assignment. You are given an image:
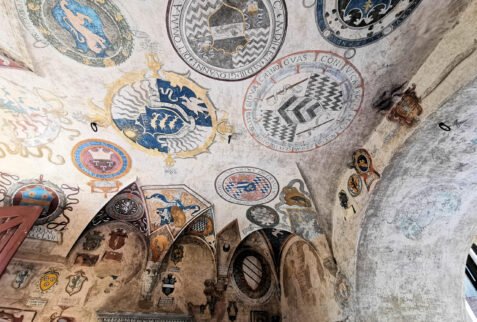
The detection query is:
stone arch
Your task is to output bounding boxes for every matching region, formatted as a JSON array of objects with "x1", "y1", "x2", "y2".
[{"x1": 355, "y1": 77, "x2": 477, "y2": 321}]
